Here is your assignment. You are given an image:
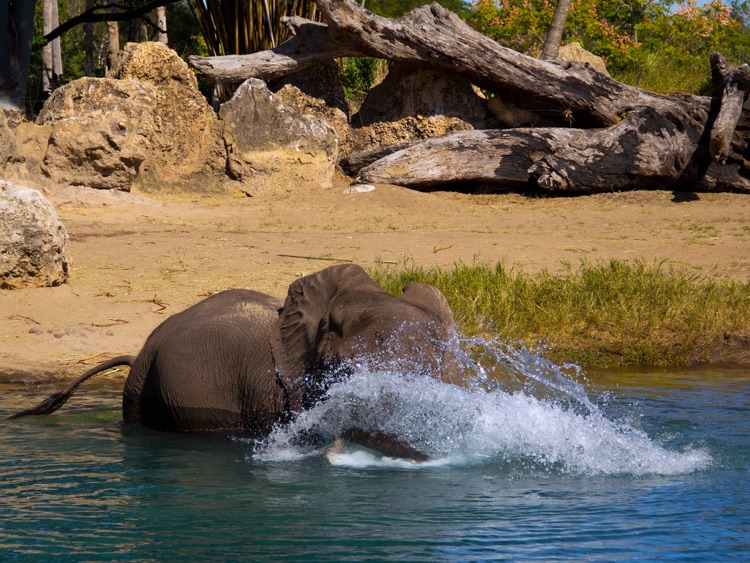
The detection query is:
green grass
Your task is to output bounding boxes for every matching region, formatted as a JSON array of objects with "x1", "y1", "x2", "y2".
[{"x1": 369, "y1": 260, "x2": 750, "y2": 368}]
